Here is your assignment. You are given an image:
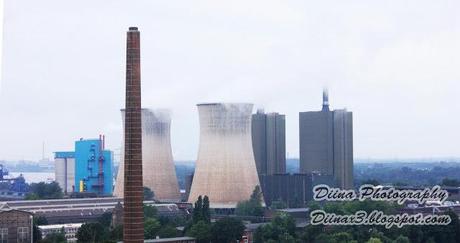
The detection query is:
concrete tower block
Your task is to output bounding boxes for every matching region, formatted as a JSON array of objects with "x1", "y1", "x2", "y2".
[
  {"x1": 188, "y1": 103, "x2": 262, "y2": 208},
  {"x1": 114, "y1": 109, "x2": 181, "y2": 201}
]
